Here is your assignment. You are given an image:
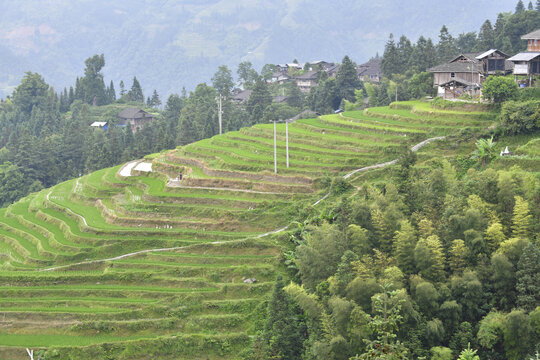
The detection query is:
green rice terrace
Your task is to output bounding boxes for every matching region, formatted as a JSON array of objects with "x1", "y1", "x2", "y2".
[{"x1": 0, "y1": 101, "x2": 505, "y2": 359}]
